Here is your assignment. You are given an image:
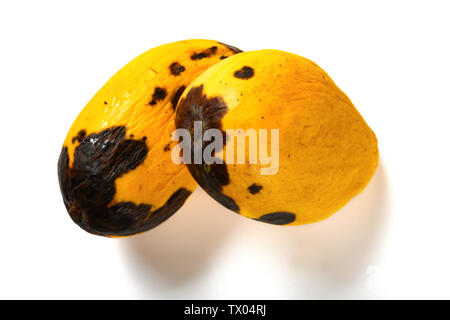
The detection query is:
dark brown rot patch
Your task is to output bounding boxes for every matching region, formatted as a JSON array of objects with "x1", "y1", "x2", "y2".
[
  {"x1": 176, "y1": 85, "x2": 228, "y2": 144},
  {"x1": 57, "y1": 126, "x2": 191, "y2": 236},
  {"x1": 169, "y1": 62, "x2": 186, "y2": 76},
  {"x1": 254, "y1": 212, "x2": 296, "y2": 225},
  {"x1": 149, "y1": 87, "x2": 167, "y2": 105},
  {"x1": 191, "y1": 46, "x2": 218, "y2": 60},
  {"x1": 218, "y1": 42, "x2": 243, "y2": 54},
  {"x1": 248, "y1": 183, "x2": 263, "y2": 194},
  {"x1": 171, "y1": 85, "x2": 186, "y2": 110},
  {"x1": 234, "y1": 66, "x2": 254, "y2": 79},
  {"x1": 163, "y1": 143, "x2": 171, "y2": 152},
  {"x1": 220, "y1": 56, "x2": 228, "y2": 60},
  {"x1": 72, "y1": 129, "x2": 86, "y2": 144},
  {"x1": 176, "y1": 85, "x2": 239, "y2": 212}
]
